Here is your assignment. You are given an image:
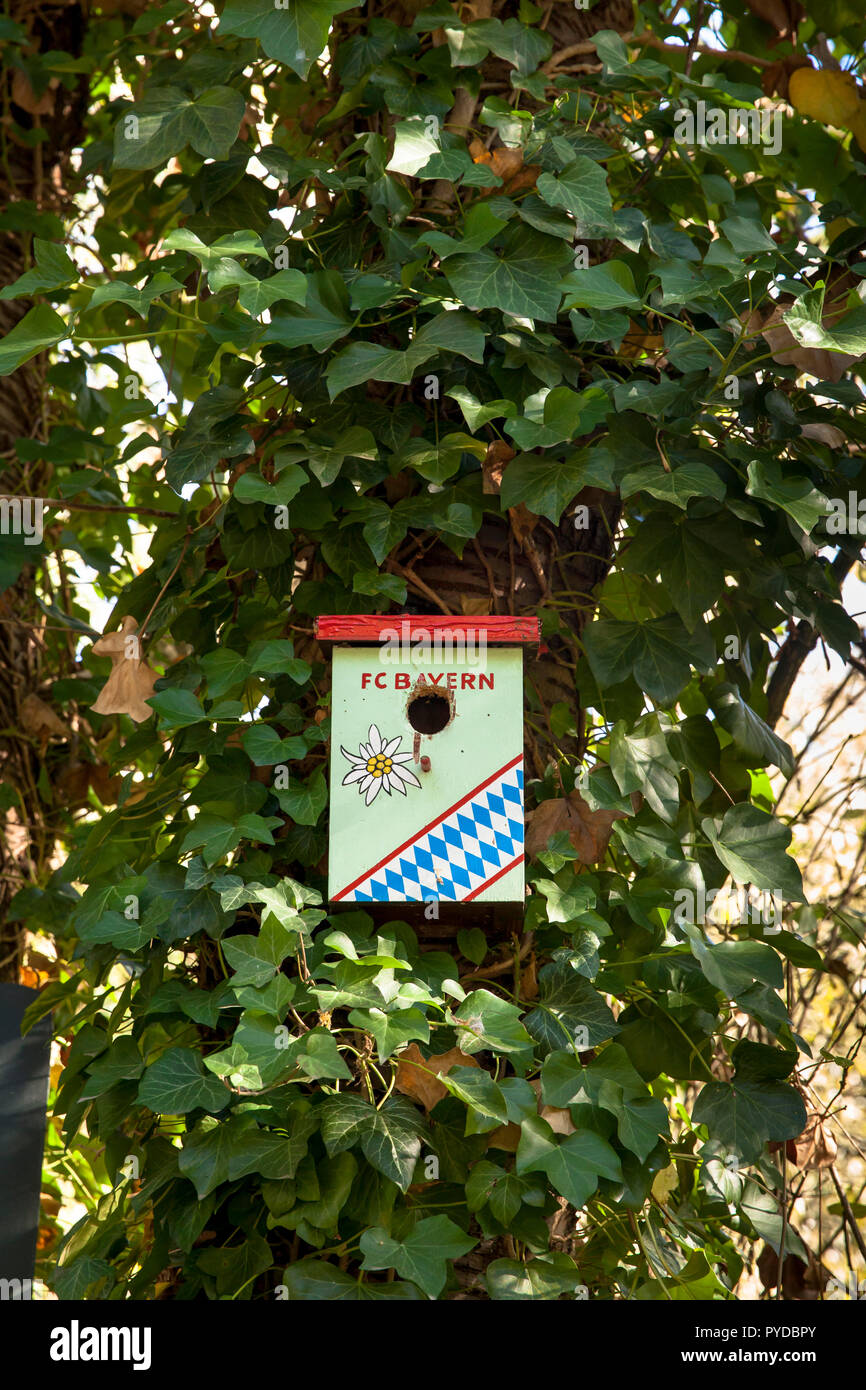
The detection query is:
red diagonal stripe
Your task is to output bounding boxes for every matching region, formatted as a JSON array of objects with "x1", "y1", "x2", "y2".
[
  {"x1": 464, "y1": 854, "x2": 524, "y2": 902},
  {"x1": 331, "y1": 753, "x2": 523, "y2": 901}
]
